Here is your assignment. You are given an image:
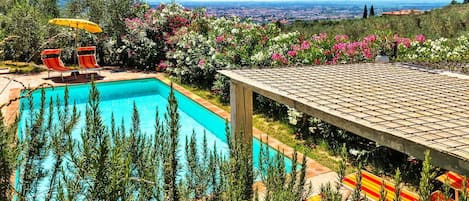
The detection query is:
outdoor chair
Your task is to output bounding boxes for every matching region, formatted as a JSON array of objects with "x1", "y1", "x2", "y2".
[
  {"x1": 343, "y1": 170, "x2": 420, "y2": 201},
  {"x1": 41, "y1": 49, "x2": 77, "y2": 81},
  {"x1": 77, "y1": 46, "x2": 102, "y2": 76}
]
